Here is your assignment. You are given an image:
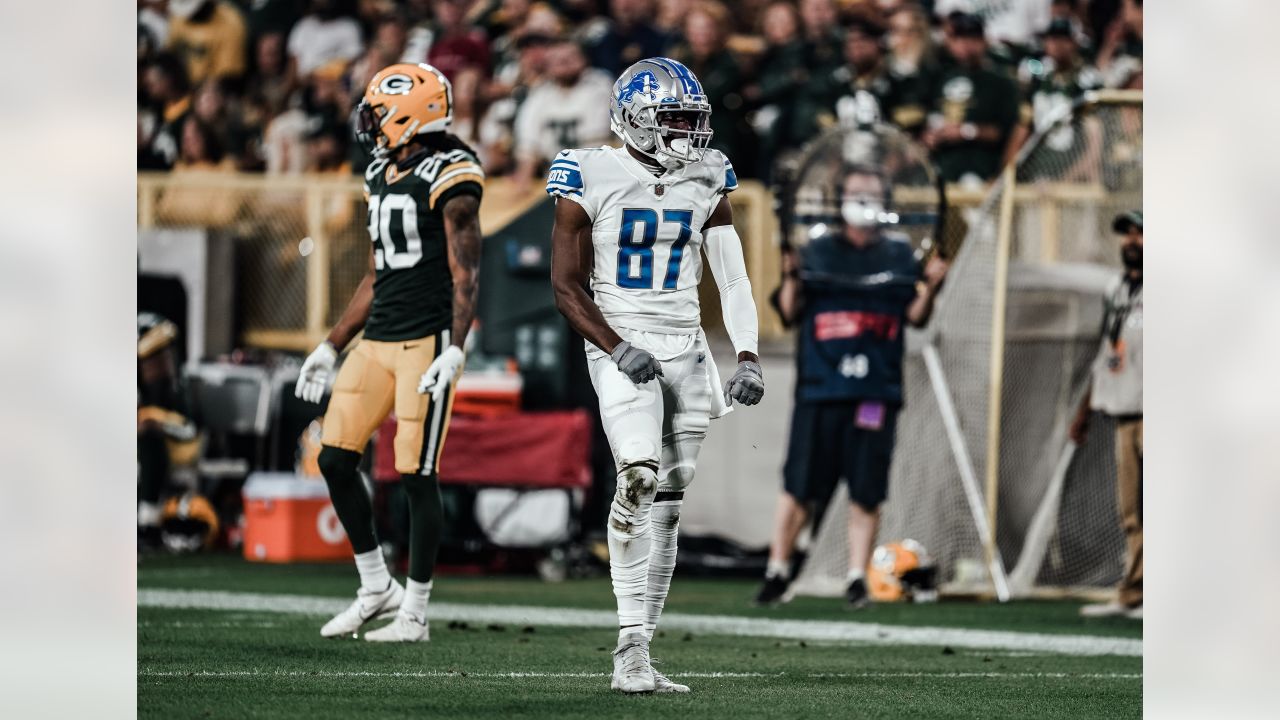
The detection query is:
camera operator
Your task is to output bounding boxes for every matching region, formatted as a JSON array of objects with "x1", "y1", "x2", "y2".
[{"x1": 755, "y1": 165, "x2": 948, "y2": 608}]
